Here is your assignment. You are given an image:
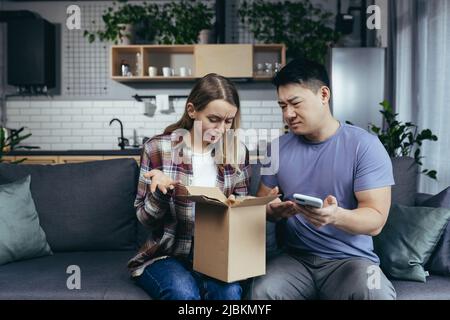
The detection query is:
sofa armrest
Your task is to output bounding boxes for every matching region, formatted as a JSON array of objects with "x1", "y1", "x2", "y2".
[{"x1": 415, "y1": 192, "x2": 434, "y2": 206}]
